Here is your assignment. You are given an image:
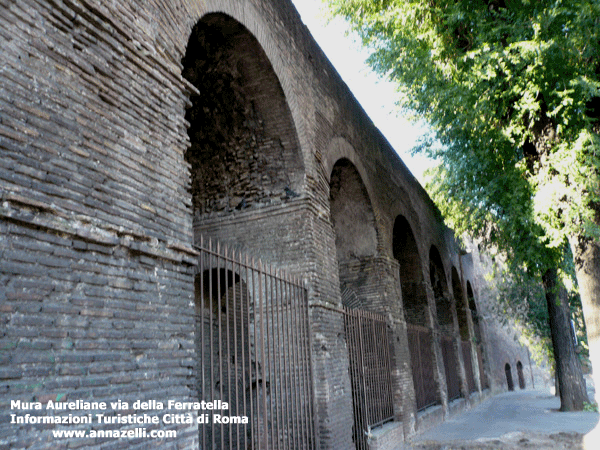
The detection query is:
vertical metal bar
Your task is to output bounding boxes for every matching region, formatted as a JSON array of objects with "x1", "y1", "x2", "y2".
[
  {"x1": 224, "y1": 244, "x2": 232, "y2": 449},
  {"x1": 252, "y1": 259, "x2": 260, "y2": 450},
  {"x1": 231, "y1": 247, "x2": 239, "y2": 449},
  {"x1": 346, "y1": 309, "x2": 358, "y2": 449},
  {"x1": 266, "y1": 264, "x2": 275, "y2": 449},
  {"x1": 236, "y1": 249, "x2": 247, "y2": 450},
  {"x1": 241, "y1": 250, "x2": 249, "y2": 450},
  {"x1": 199, "y1": 235, "x2": 206, "y2": 450},
  {"x1": 258, "y1": 260, "x2": 268, "y2": 450},
  {"x1": 382, "y1": 321, "x2": 391, "y2": 420},
  {"x1": 273, "y1": 269, "x2": 285, "y2": 450},
  {"x1": 290, "y1": 273, "x2": 302, "y2": 449},
  {"x1": 306, "y1": 288, "x2": 317, "y2": 450},
  {"x1": 269, "y1": 266, "x2": 281, "y2": 450},
  {"x1": 264, "y1": 264, "x2": 272, "y2": 448},
  {"x1": 368, "y1": 314, "x2": 375, "y2": 427},
  {"x1": 285, "y1": 273, "x2": 297, "y2": 449},
  {"x1": 306, "y1": 289, "x2": 317, "y2": 450},
  {"x1": 247, "y1": 254, "x2": 255, "y2": 450},
  {"x1": 281, "y1": 274, "x2": 292, "y2": 448},
  {"x1": 297, "y1": 280, "x2": 310, "y2": 449},
  {"x1": 280, "y1": 271, "x2": 292, "y2": 449},
  {"x1": 356, "y1": 311, "x2": 365, "y2": 450},
  {"x1": 371, "y1": 316, "x2": 379, "y2": 425},
  {"x1": 358, "y1": 312, "x2": 369, "y2": 444},
  {"x1": 217, "y1": 242, "x2": 225, "y2": 450},
  {"x1": 372, "y1": 315, "x2": 379, "y2": 424},
  {"x1": 208, "y1": 238, "x2": 215, "y2": 450},
  {"x1": 384, "y1": 322, "x2": 393, "y2": 419}
]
